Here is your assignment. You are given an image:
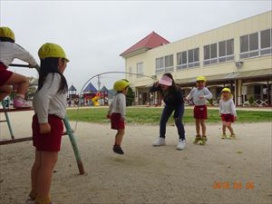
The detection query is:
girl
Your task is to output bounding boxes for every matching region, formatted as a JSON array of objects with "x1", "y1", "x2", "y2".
[
  {"x1": 107, "y1": 79, "x2": 129, "y2": 155},
  {"x1": 27, "y1": 42, "x2": 69, "y2": 204},
  {"x1": 150, "y1": 73, "x2": 186, "y2": 150},
  {"x1": 219, "y1": 87, "x2": 237, "y2": 139},
  {"x1": 0, "y1": 26, "x2": 39, "y2": 108},
  {"x1": 185, "y1": 76, "x2": 212, "y2": 145}
]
